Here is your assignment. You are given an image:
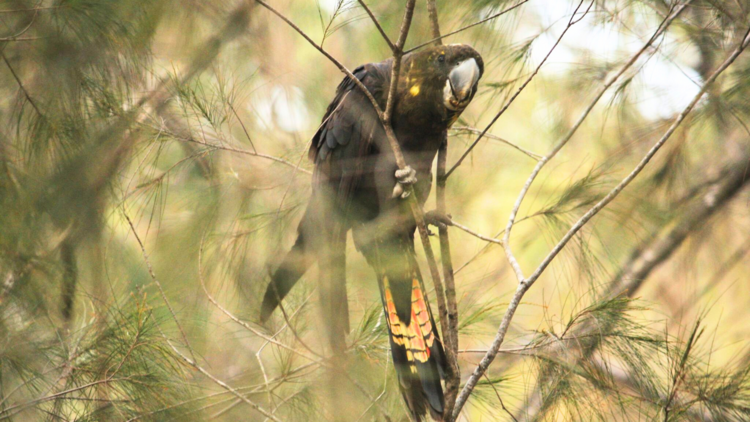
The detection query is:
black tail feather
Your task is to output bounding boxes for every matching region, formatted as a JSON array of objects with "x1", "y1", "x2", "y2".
[{"x1": 260, "y1": 203, "x2": 351, "y2": 351}]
